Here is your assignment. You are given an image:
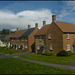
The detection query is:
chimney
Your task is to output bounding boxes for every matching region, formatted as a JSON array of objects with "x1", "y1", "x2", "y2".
[
  {"x1": 35, "y1": 23, "x2": 38, "y2": 28},
  {"x1": 16, "y1": 28, "x2": 18, "y2": 31},
  {"x1": 9, "y1": 31, "x2": 11, "y2": 34},
  {"x1": 52, "y1": 13, "x2": 56, "y2": 22},
  {"x1": 43, "y1": 20, "x2": 46, "y2": 26},
  {"x1": 28, "y1": 24, "x2": 30, "y2": 29}
]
